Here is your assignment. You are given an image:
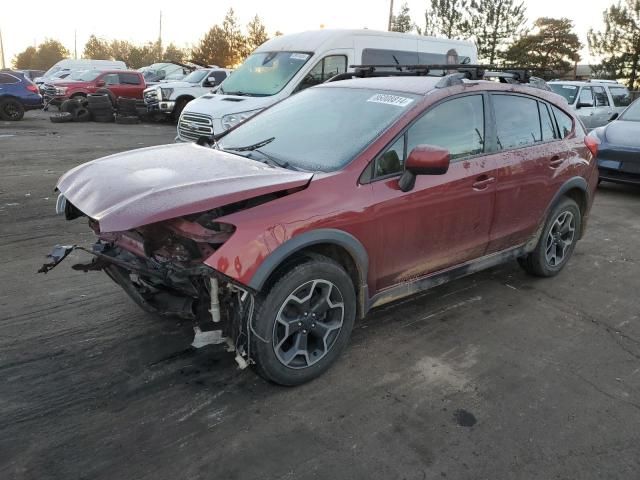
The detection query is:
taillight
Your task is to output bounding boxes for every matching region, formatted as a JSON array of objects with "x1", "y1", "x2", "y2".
[
  {"x1": 584, "y1": 133, "x2": 600, "y2": 157},
  {"x1": 26, "y1": 84, "x2": 39, "y2": 93}
]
